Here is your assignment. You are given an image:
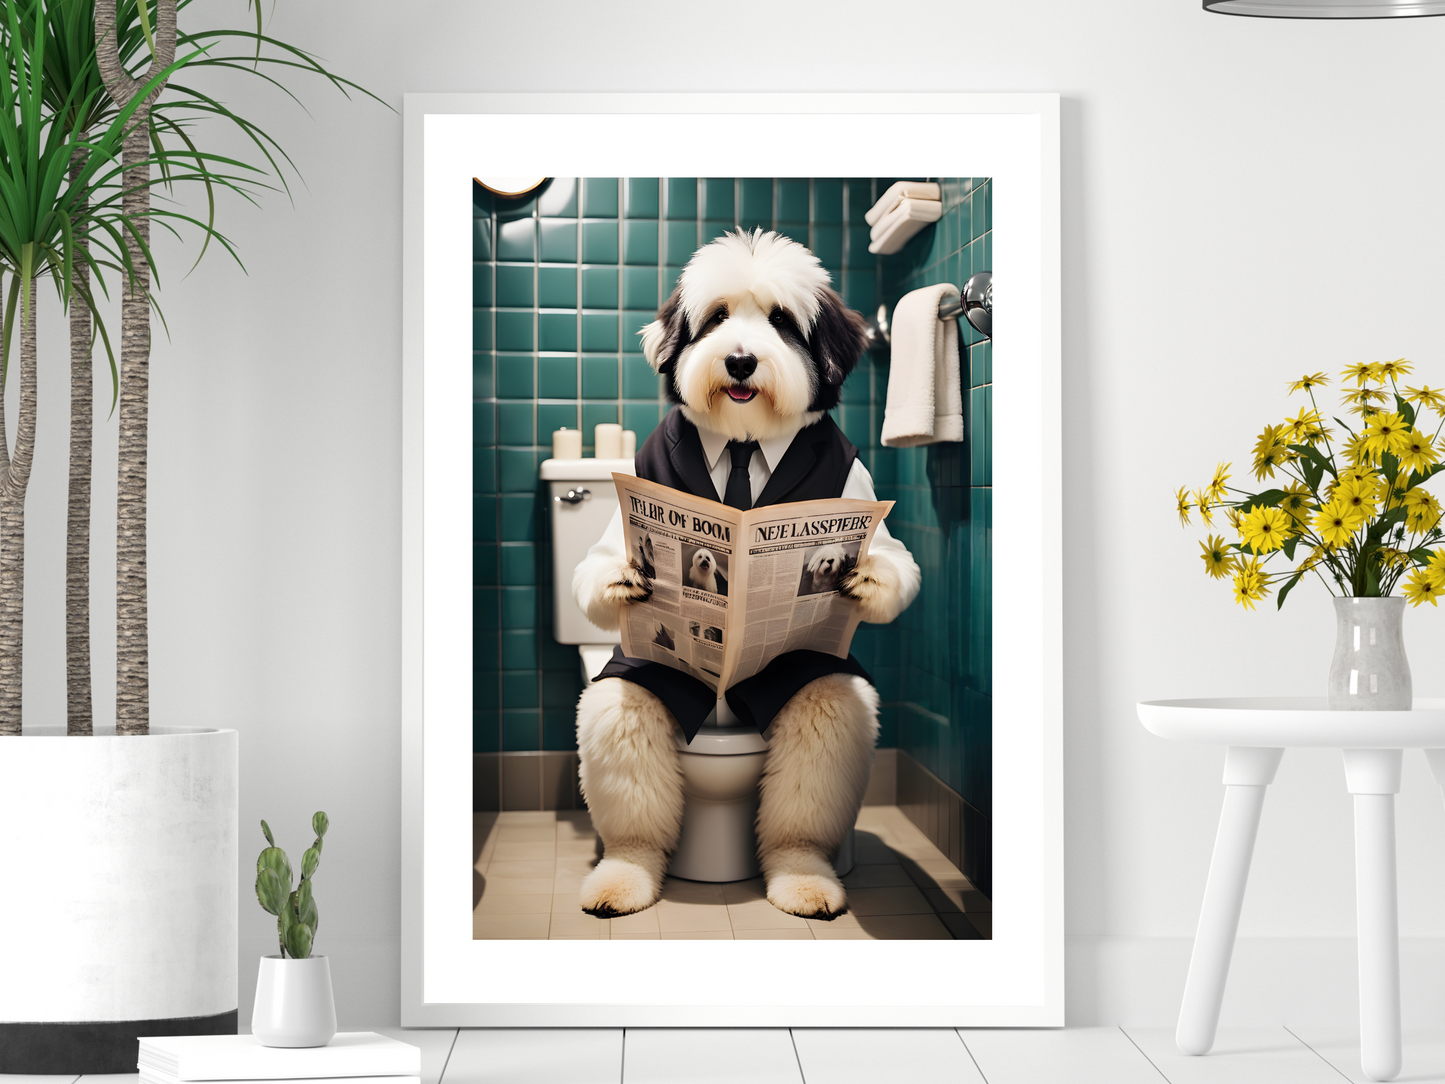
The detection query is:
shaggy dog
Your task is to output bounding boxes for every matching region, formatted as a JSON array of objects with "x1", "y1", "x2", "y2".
[
  {"x1": 702, "y1": 625, "x2": 723, "y2": 644},
  {"x1": 805, "y1": 544, "x2": 851, "y2": 594},
  {"x1": 687, "y1": 548, "x2": 722, "y2": 594},
  {"x1": 651, "y1": 624, "x2": 675, "y2": 651},
  {"x1": 636, "y1": 533, "x2": 656, "y2": 580},
  {"x1": 572, "y1": 229, "x2": 920, "y2": 921}
]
